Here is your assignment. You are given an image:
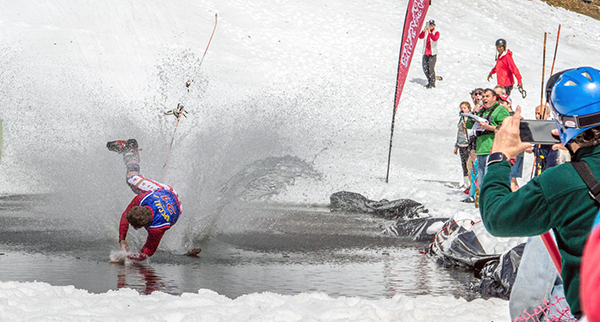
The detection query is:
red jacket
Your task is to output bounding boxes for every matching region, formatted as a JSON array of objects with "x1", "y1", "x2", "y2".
[
  {"x1": 119, "y1": 193, "x2": 169, "y2": 261},
  {"x1": 581, "y1": 225, "x2": 600, "y2": 320},
  {"x1": 490, "y1": 50, "x2": 522, "y2": 87},
  {"x1": 418, "y1": 29, "x2": 439, "y2": 55}
]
